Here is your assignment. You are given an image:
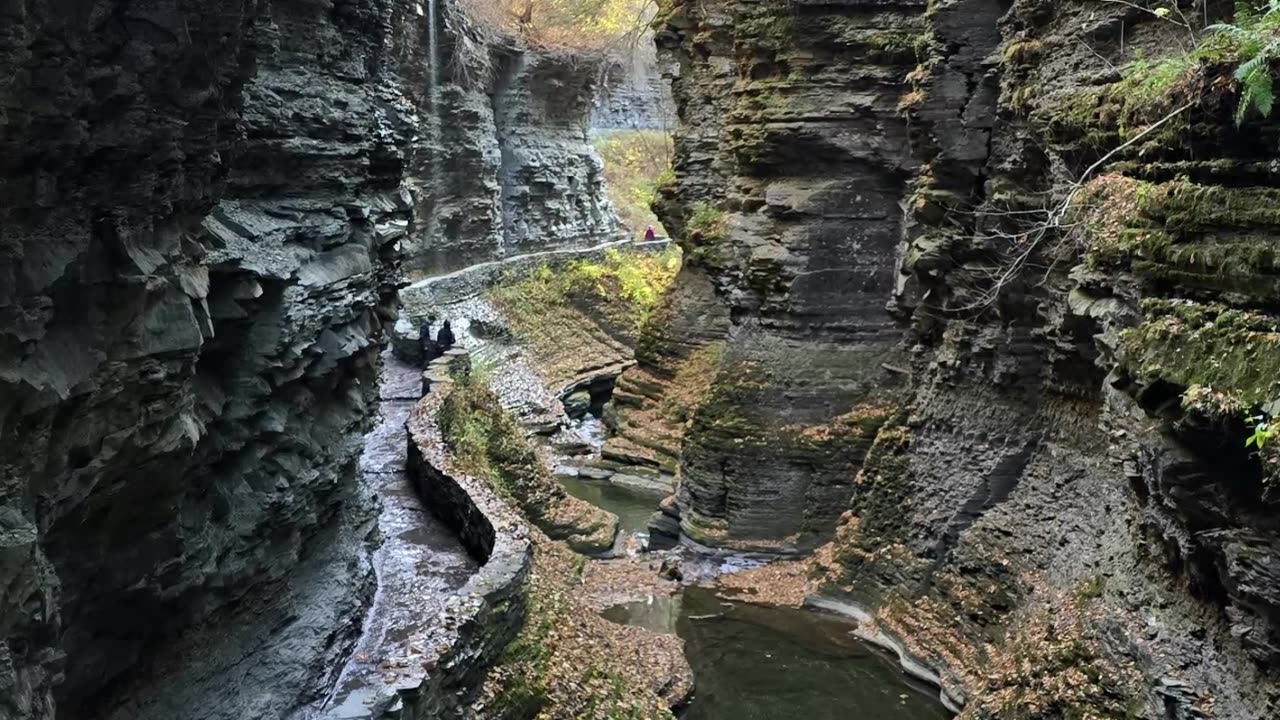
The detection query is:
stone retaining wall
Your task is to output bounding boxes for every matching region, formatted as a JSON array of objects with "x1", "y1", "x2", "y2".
[{"x1": 365, "y1": 352, "x2": 534, "y2": 718}]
